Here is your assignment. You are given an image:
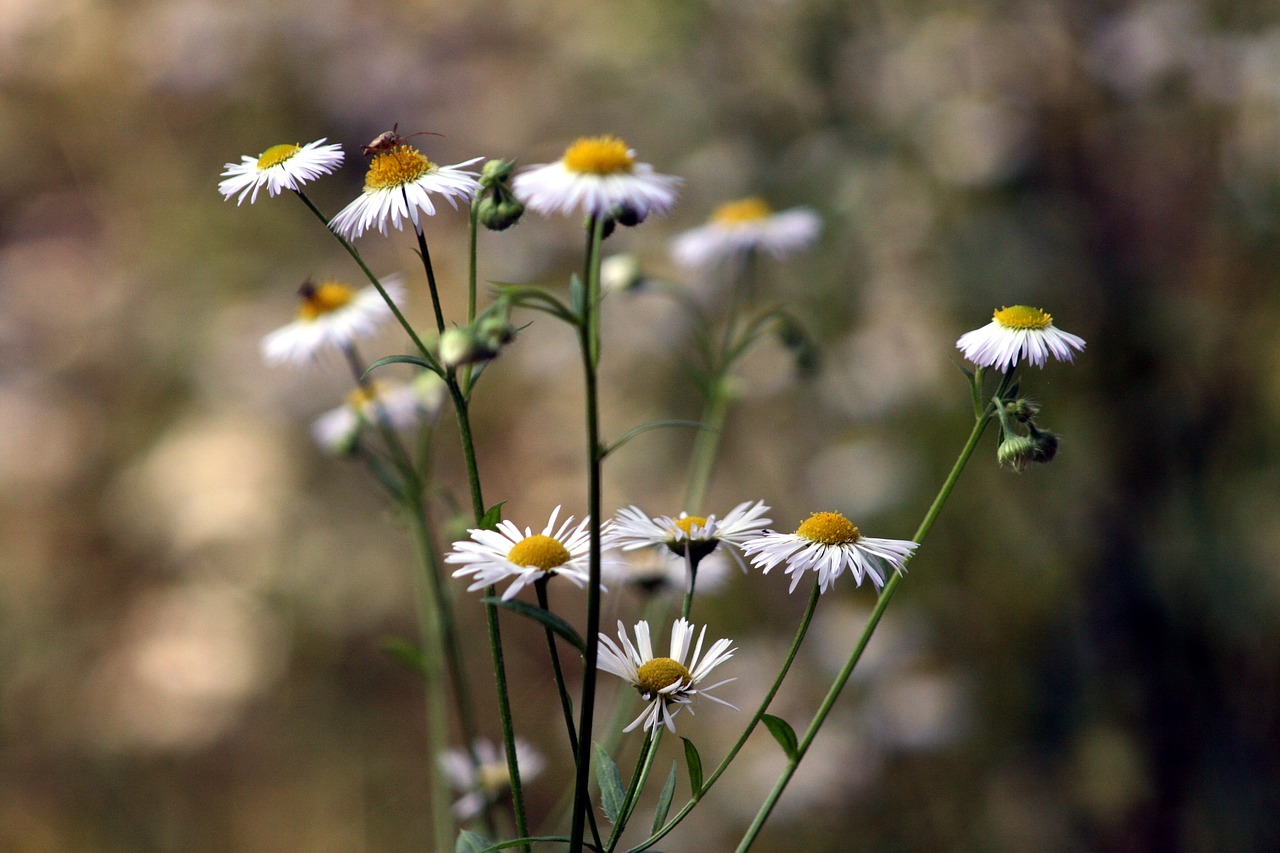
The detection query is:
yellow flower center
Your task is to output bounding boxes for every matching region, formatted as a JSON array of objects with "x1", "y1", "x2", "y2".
[
  {"x1": 711, "y1": 197, "x2": 772, "y2": 224},
  {"x1": 795, "y1": 511, "x2": 861, "y2": 546},
  {"x1": 562, "y1": 136, "x2": 635, "y2": 175},
  {"x1": 257, "y1": 143, "x2": 300, "y2": 170},
  {"x1": 344, "y1": 383, "x2": 383, "y2": 409},
  {"x1": 297, "y1": 280, "x2": 356, "y2": 320},
  {"x1": 673, "y1": 516, "x2": 708, "y2": 538},
  {"x1": 477, "y1": 763, "x2": 512, "y2": 795},
  {"x1": 365, "y1": 145, "x2": 434, "y2": 190},
  {"x1": 507, "y1": 534, "x2": 571, "y2": 570},
  {"x1": 993, "y1": 305, "x2": 1052, "y2": 330},
  {"x1": 636, "y1": 656, "x2": 692, "y2": 697}
]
